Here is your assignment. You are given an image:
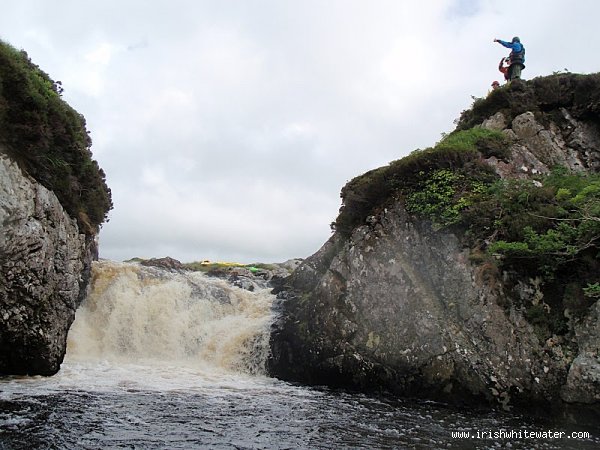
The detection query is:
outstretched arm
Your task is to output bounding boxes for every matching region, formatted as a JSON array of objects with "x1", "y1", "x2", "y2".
[{"x1": 494, "y1": 39, "x2": 513, "y2": 49}]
